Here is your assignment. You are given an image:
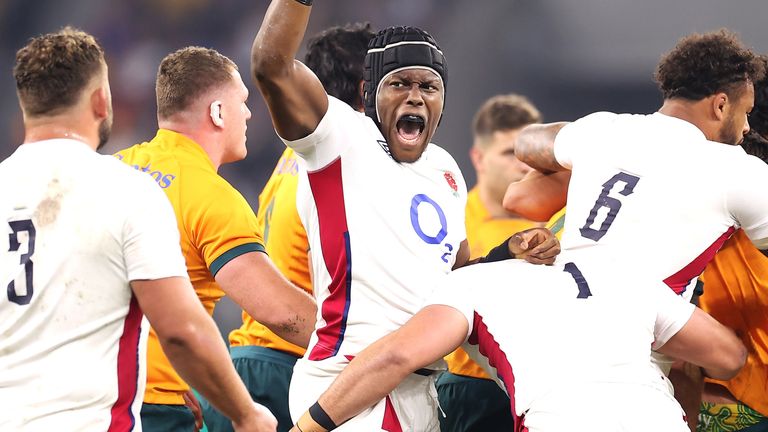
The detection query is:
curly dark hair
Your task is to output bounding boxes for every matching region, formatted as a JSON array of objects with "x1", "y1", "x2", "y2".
[
  {"x1": 655, "y1": 29, "x2": 765, "y2": 101},
  {"x1": 304, "y1": 22, "x2": 375, "y2": 110},
  {"x1": 748, "y1": 56, "x2": 768, "y2": 137},
  {"x1": 14, "y1": 26, "x2": 105, "y2": 117}
]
